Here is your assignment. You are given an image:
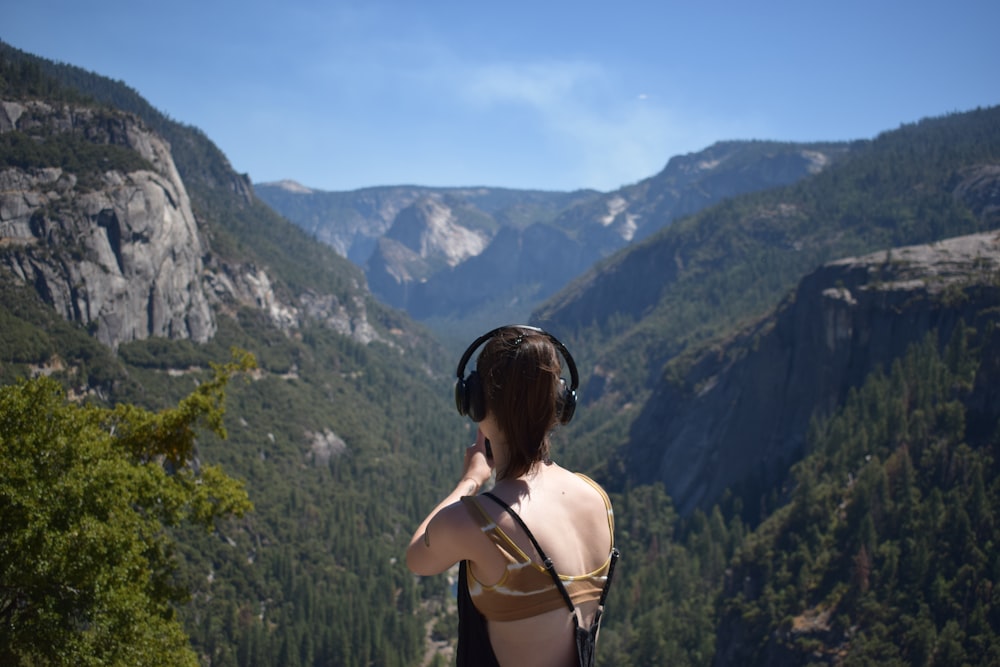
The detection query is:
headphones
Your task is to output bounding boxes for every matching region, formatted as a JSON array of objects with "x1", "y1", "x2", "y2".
[{"x1": 454, "y1": 325, "x2": 579, "y2": 424}]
